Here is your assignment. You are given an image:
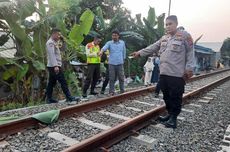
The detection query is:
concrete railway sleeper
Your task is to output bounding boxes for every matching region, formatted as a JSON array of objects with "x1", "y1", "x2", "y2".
[{"x1": 0, "y1": 69, "x2": 230, "y2": 152}]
